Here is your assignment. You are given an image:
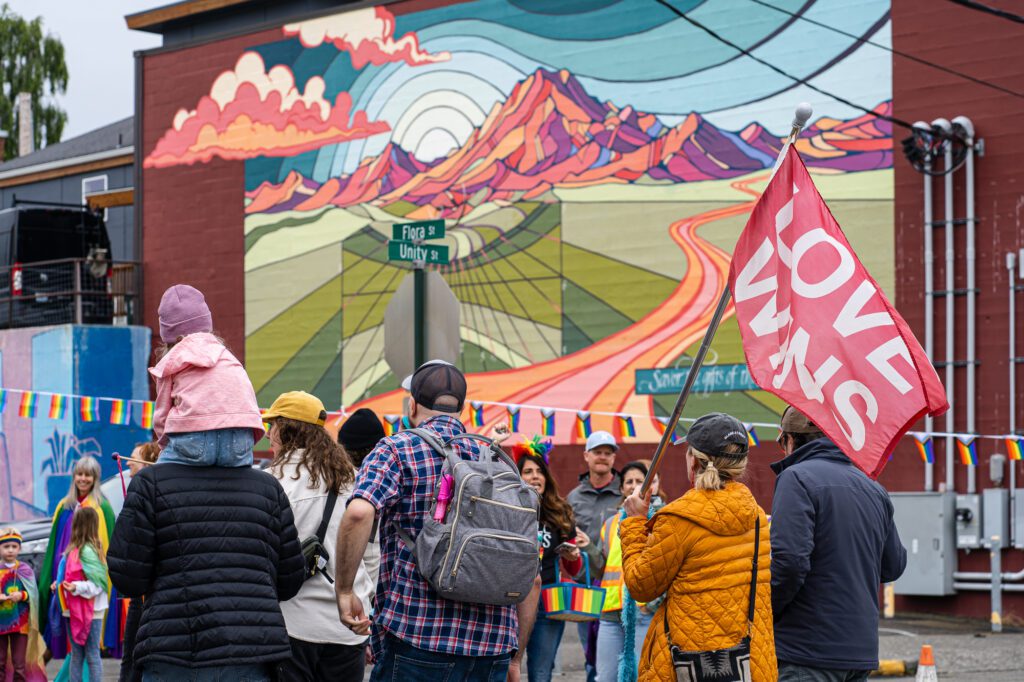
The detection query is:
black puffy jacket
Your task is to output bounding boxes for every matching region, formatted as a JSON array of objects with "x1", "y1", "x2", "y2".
[{"x1": 108, "y1": 464, "x2": 305, "y2": 669}]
